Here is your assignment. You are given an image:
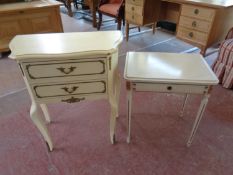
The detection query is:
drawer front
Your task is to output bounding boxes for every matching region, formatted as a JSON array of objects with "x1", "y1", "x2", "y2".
[
  {"x1": 23, "y1": 60, "x2": 106, "y2": 80},
  {"x1": 126, "y1": 13, "x2": 143, "y2": 25},
  {"x1": 33, "y1": 81, "x2": 106, "y2": 98},
  {"x1": 28, "y1": 11, "x2": 56, "y2": 33},
  {"x1": 179, "y1": 16, "x2": 212, "y2": 33},
  {"x1": 126, "y1": 0, "x2": 144, "y2": 6},
  {"x1": 181, "y1": 4, "x2": 215, "y2": 22},
  {"x1": 125, "y1": 4, "x2": 143, "y2": 16},
  {"x1": 0, "y1": 20, "x2": 23, "y2": 39},
  {"x1": 134, "y1": 83, "x2": 208, "y2": 94},
  {"x1": 177, "y1": 27, "x2": 208, "y2": 45}
]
